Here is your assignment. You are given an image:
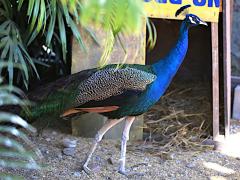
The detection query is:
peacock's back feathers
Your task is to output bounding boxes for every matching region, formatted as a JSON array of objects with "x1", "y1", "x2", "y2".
[
  {"x1": 26, "y1": 64, "x2": 156, "y2": 119},
  {"x1": 75, "y1": 67, "x2": 156, "y2": 107}
]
